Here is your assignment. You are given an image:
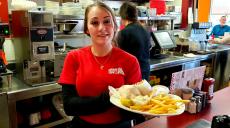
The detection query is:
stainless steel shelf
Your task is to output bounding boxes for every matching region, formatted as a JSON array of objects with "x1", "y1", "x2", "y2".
[
  {"x1": 54, "y1": 33, "x2": 85, "y2": 39},
  {"x1": 53, "y1": 15, "x2": 84, "y2": 20}
]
